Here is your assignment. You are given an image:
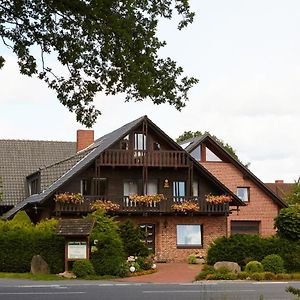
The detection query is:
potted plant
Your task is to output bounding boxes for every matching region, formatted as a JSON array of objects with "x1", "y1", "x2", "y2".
[
  {"x1": 54, "y1": 192, "x2": 84, "y2": 205},
  {"x1": 90, "y1": 200, "x2": 120, "y2": 212},
  {"x1": 171, "y1": 200, "x2": 200, "y2": 213},
  {"x1": 129, "y1": 194, "x2": 165, "y2": 204},
  {"x1": 206, "y1": 194, "x2": 231, "y2": 205}
]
